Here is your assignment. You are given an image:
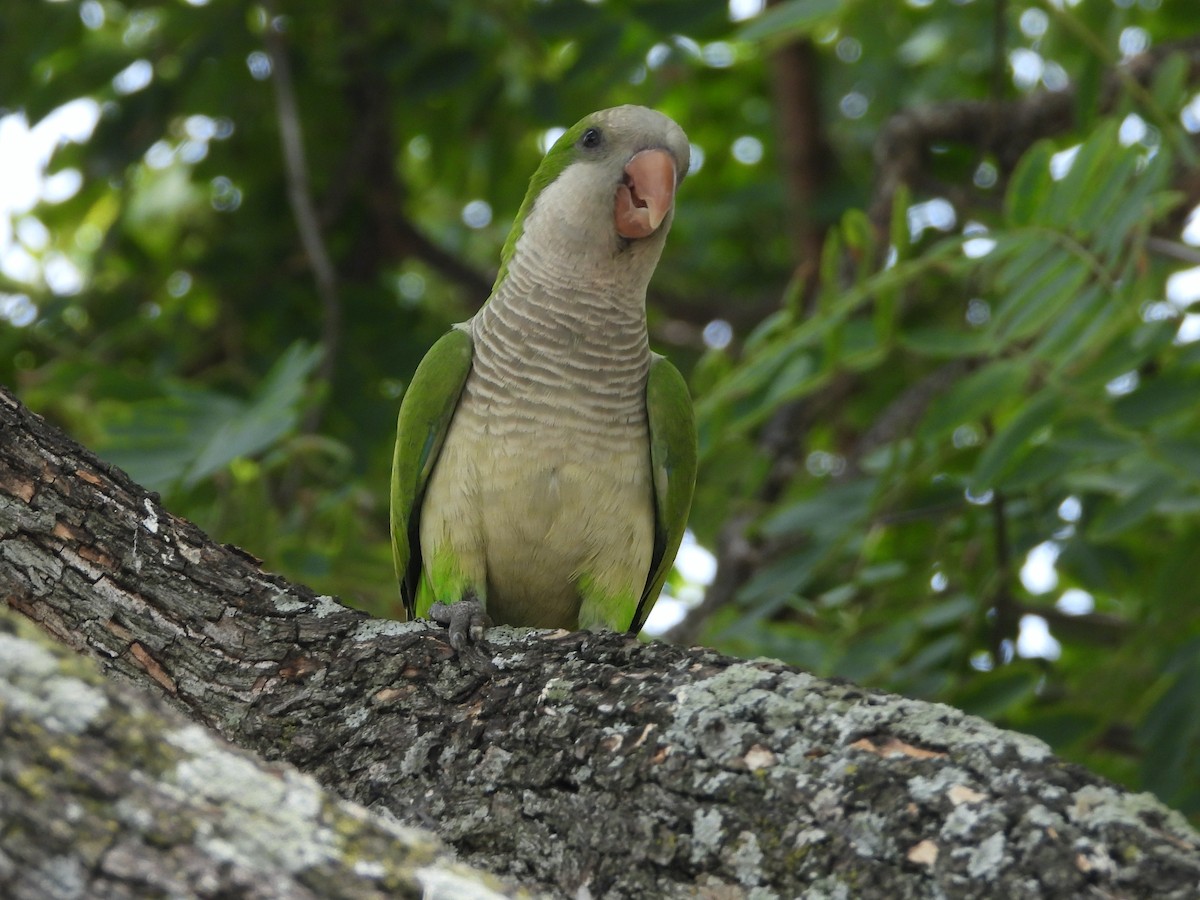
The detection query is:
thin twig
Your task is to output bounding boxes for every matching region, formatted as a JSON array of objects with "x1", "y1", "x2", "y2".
[
  {"x1": 1146, "y1": 236, "x2": 1200, "y2": 266},
  {"x1": 988, "y1": 489, "x2": 1019, "y2": 664},
  {"x1": 769, "y1": 30, "x2": 829, "y2": 283},
  {"x1": 261, "y1": 4, "x2": 342, "y2": 427}
]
